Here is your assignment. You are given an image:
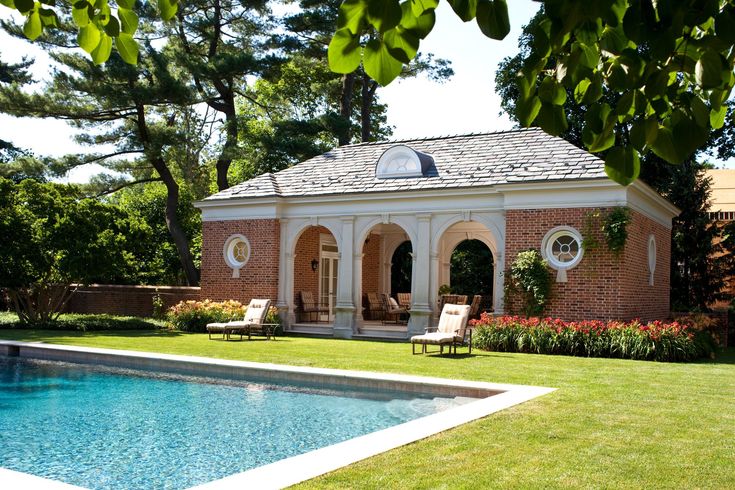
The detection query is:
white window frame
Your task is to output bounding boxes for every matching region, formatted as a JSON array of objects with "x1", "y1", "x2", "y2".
[
  {"x1": 541, "y1": 226, "x2": 584, "y2": 283},
  {"x1": 223, "y1": 234, "x2": 251, "y2": 278}
]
